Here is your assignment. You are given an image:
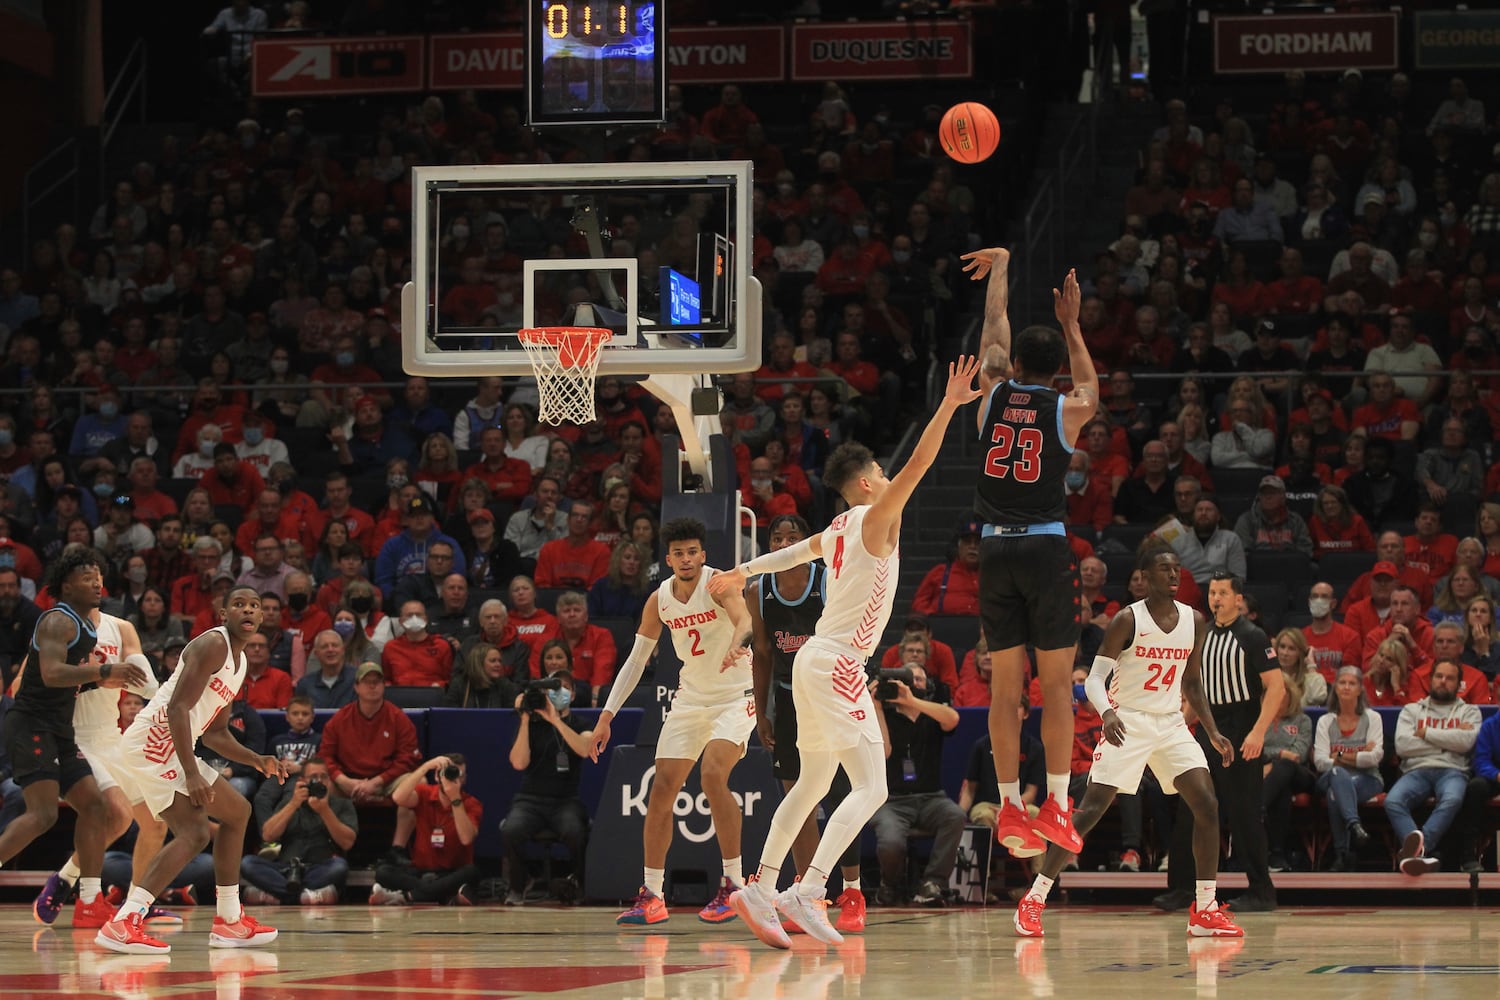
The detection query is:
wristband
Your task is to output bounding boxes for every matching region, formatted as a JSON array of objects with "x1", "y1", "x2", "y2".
[
  {"x1": 449, "y1": 798, "x2": 463, "y2": 807},
  {"x1": 99, "y1": 662, "x2": 112, "y2": 680}
]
